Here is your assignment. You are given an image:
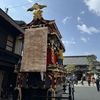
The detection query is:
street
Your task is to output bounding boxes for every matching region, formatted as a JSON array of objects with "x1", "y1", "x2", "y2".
[{"x1": 62, "y1": 81, "x2": 100, "y2": 100}]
